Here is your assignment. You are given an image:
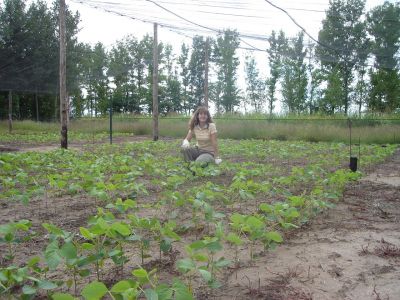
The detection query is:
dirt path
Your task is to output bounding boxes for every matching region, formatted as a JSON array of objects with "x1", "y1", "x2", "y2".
[{"x1": 220, "y1": 149, "x2": 400, "y2": 300}]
